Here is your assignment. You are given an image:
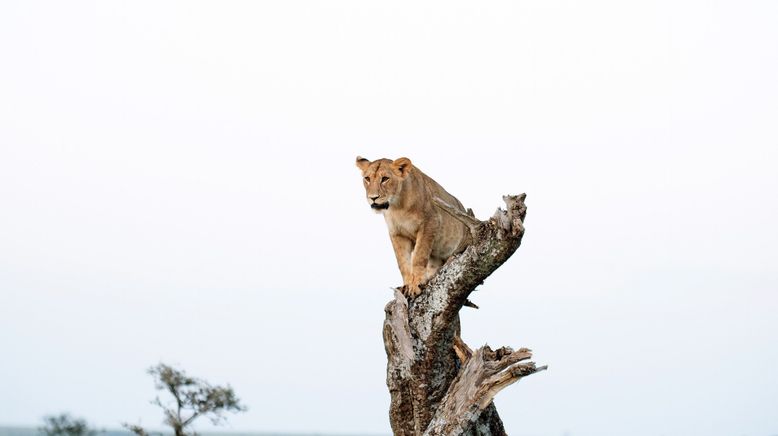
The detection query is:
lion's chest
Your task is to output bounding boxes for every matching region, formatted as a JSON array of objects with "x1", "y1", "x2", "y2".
[{"x1": 383, "y1": 209, "x2": 422, "y2": 240}]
